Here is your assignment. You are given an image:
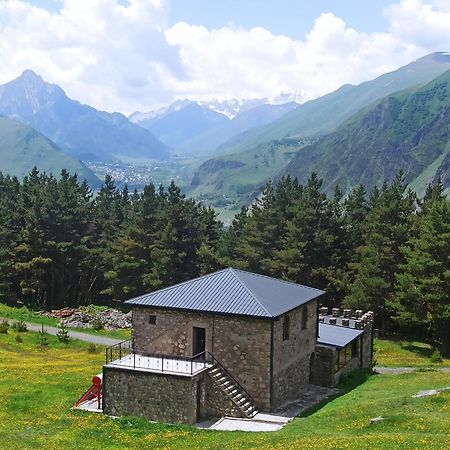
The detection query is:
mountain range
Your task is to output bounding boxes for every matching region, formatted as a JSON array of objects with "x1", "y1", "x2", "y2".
[
  {"x1": 0, "y1": 70, "x2": 169, "y2": 162},
  {"x1": 129, "y1": 93, "x2": 303, "y2": 154},
  {"x1": 1, "y1": 53, "x2": 450, "y2": 211},
  {"x1": 189, "y1": 52, "x2": 450, "y2": 212}
]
